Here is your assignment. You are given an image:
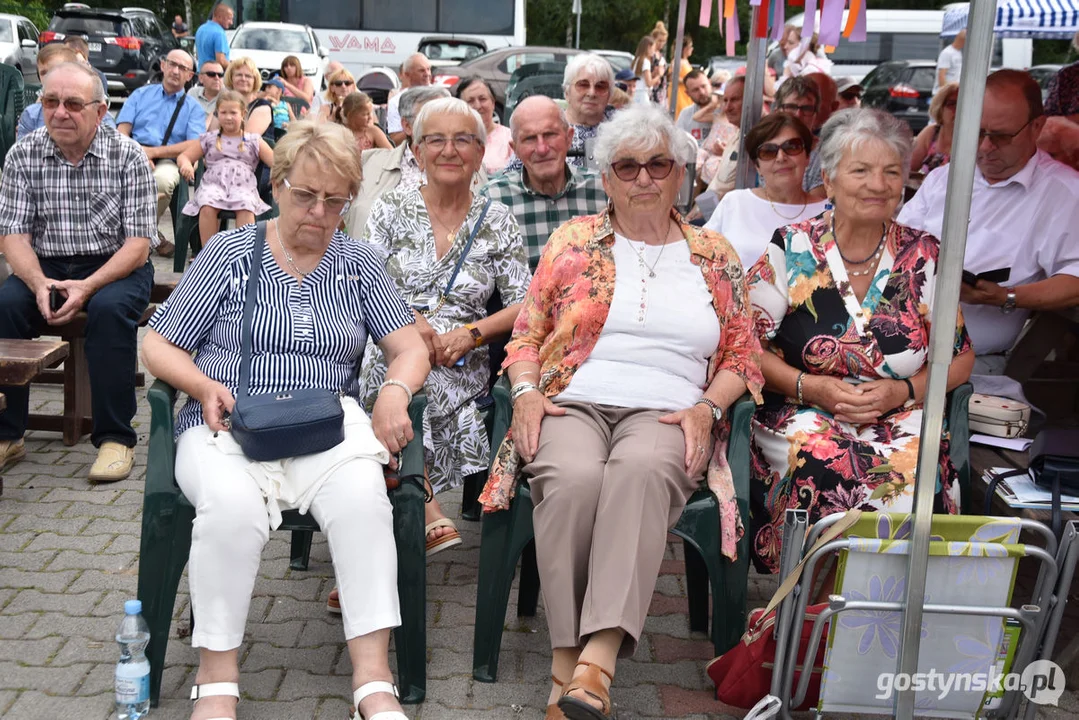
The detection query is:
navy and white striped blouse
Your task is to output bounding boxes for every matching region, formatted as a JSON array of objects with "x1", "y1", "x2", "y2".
[{"x1": 149, "y1": 224, "x2": 415, "y2": 436}]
